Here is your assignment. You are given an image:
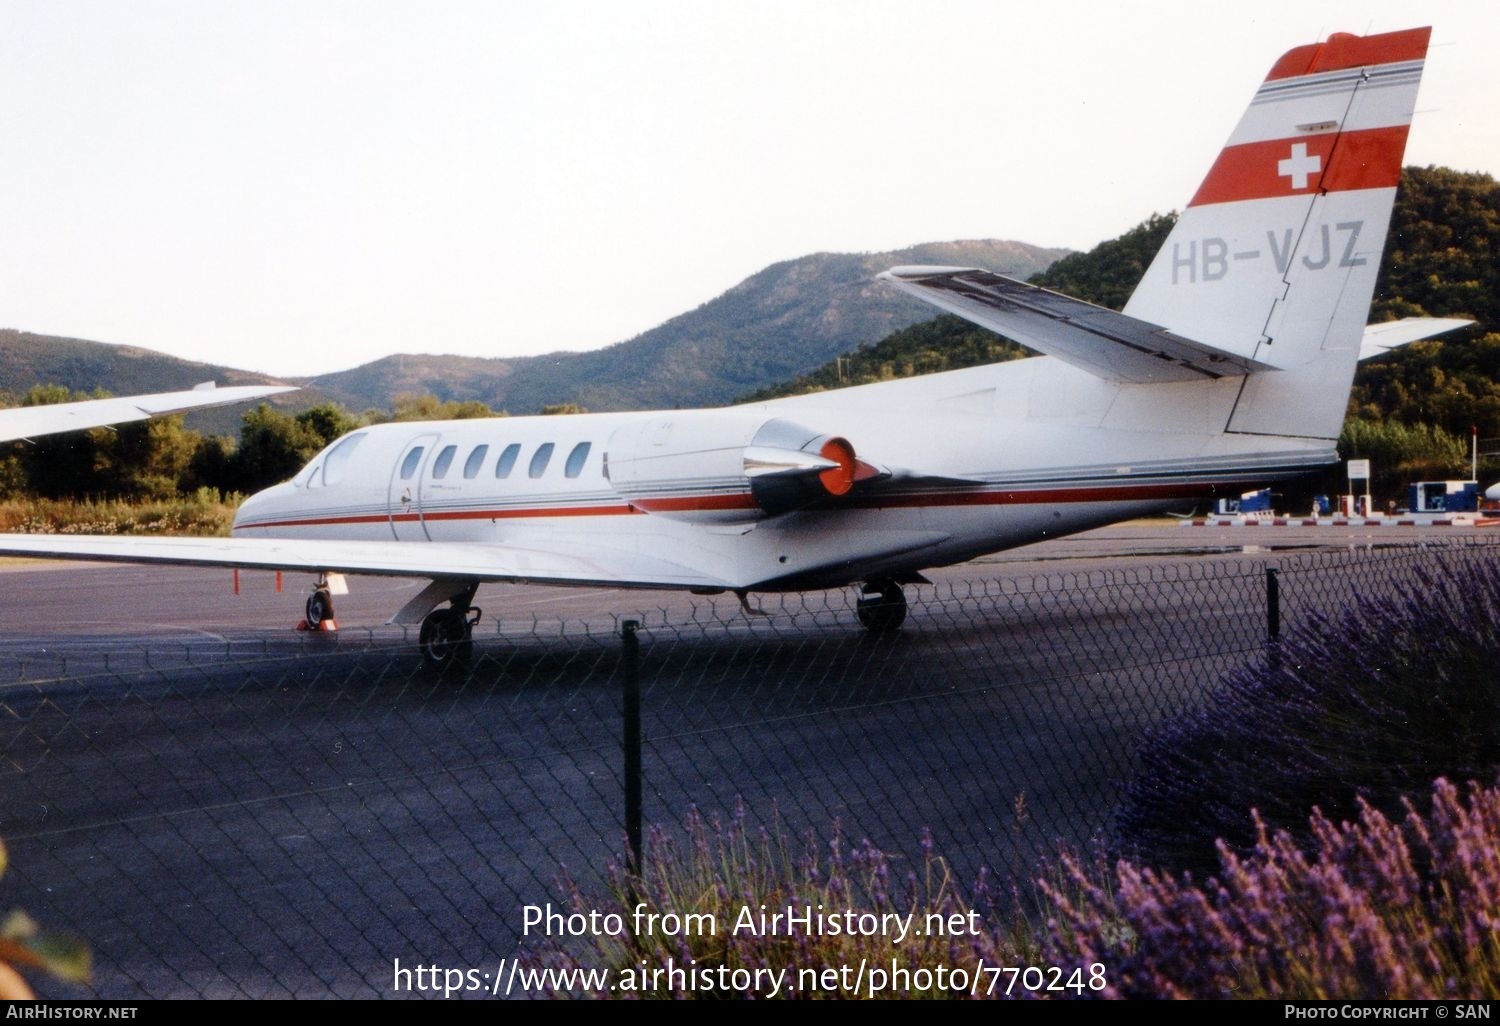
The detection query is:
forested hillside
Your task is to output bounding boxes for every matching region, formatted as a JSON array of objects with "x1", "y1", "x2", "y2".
[
  {"x1": 0, "y1": 330, "x2": 311, "y2": 435},
  {"x1": 738, "y1": 315, "x2": 1034, "y2": 402},
  {"x1": 298, "y1": 239, "x2": 1068, "y2": 413}
]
